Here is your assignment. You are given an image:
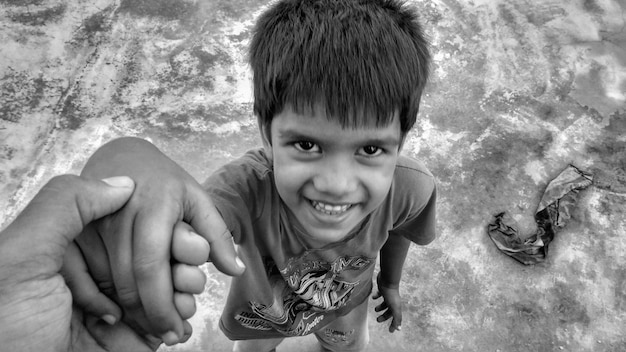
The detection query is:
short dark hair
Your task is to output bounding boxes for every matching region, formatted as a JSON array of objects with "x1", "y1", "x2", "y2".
[{"x1": 249, "y1": 0, "x2": 430, "y2": 136}]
